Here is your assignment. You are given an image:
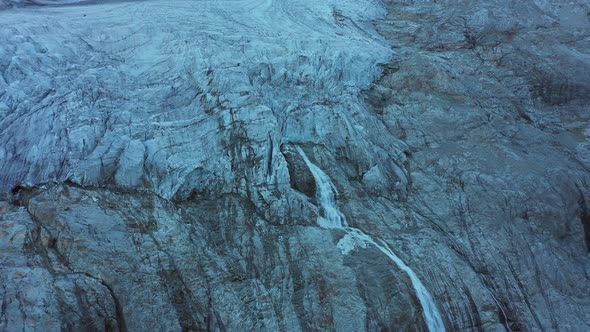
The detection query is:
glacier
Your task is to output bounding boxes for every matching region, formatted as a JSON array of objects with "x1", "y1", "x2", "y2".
[{"x1": 1, "y1": 0, "x2": 590, "y2": 331}]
